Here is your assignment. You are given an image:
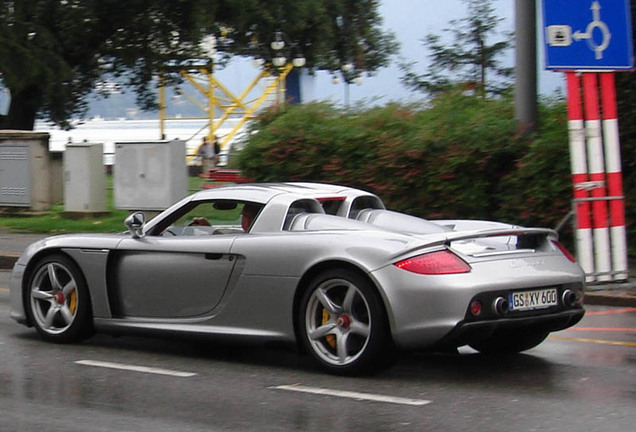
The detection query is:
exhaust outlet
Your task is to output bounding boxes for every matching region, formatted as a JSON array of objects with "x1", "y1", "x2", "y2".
[
  {"x1": 492, "y1": 297, "x2": 509, "y2": 317},
  {"x1": 562, "y1": 290, "x2": 578, "y2": 308}
]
